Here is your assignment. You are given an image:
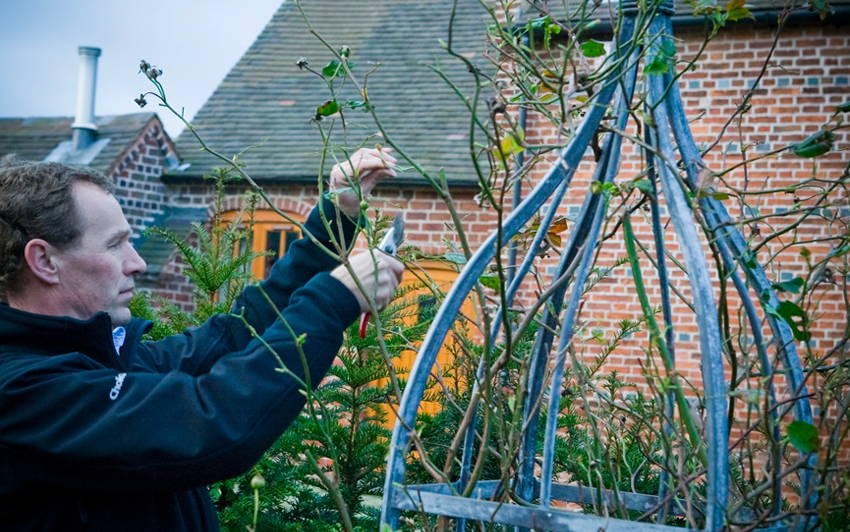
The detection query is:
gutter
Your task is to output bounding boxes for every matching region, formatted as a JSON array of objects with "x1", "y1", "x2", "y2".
[
  {"x1": 160, "y1": 172, "x2": 481, "y2": 190},
  {"x1": 528, "y1": 6, "x2": 850, "y2": 39}
]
